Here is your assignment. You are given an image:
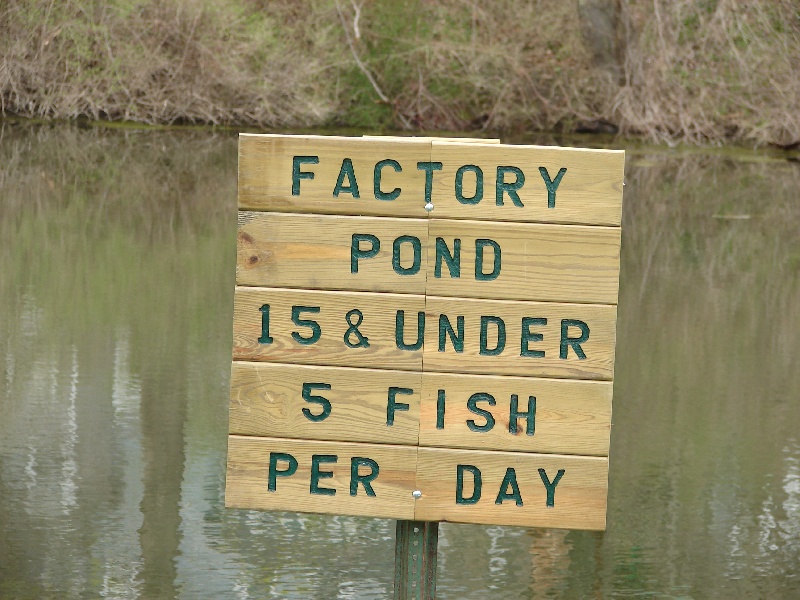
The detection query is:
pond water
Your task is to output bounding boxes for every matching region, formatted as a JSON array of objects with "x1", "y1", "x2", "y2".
[{"x1": 1, "y1": 123, "x2": 799, "y2": 599}]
